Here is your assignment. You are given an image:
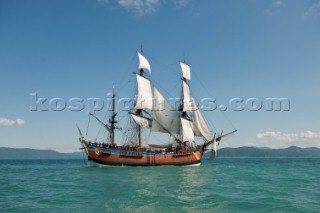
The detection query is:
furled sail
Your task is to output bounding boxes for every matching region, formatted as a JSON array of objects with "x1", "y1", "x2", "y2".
[
  {"x1": 152, "y1": 88, "x2": 180, "y2": 134},
  {"x1": 191, "y1": 99, "x2": 211, "y2": 137},
  {"x1": 131, "y1": 113, "x2": 151, "y2": 128},
  {"x1": 182, "y1": 81, "x2": 192, "y2": 112},
  {"x1": 135, "y1": 74, "x2": 153, "y2": 110},
  {"x1": 180, "y1": 62, "x2": 191, "y2": 80},
  {"x1": 180, "y1": 117, "x2": 194, "y2": 142},
  {"x1": 138, "y1": 52, "x2": 151, "y2": 74}
]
